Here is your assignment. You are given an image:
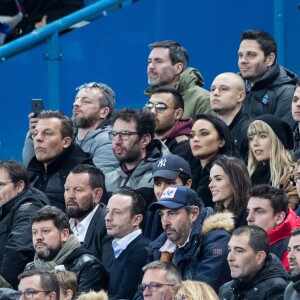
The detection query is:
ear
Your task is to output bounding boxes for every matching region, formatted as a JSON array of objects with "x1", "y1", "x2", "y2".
[
  {"x1": 16, "y1": 180, "x2": 25, "y2": 193},
  {"x1": 141, "y1": 134, "x2": 152, "y2": 149},
  {"x1": 174, "y1": 62, "x2": 184, "y2": 75},
  {"x1": 93, "y1": 187, "x2": 103, "y2": 205},
  {"x1": 275, "y1": 211, "x2": 286, "y2": 226},
  {"x1": 237, "y1": 91, "x2": 246, "y2": 103},
  {"x1": 62, "y1": 136, "x2": 72, "y2": 148},
  {"x1": 64, "y1": 289, "x2": 74, "y2": 300},
  {"x1": 99, "y1": 107, "x2": 110, "y2": 119},
  {"x1": 61, "y1": 228, "x2": 70, "y2": 242},
  {"x1": 256, "y1": 250, "x2": 267, "y2": 266},
  {"x1": 49, "y1": 292, "x2": 57, "y2": 300},
  {"x1": 266, "y1": 53, "x2": 275, "y2": 67},
  {"x1": 175, "y1": 108, "x2": 183, "y2": 120},
  {"x1": 132, "y1": 214, "x2": 143, "y2": 227},
  {"x1": 186, "y1": 179, "x2": 192, "y2": 188},
  {"x1": 189, "y1": 206, "x2": 200, "y2": 222},
  {"x1": 218, "y1": 139, "x2": 225, "y2": 148}
]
